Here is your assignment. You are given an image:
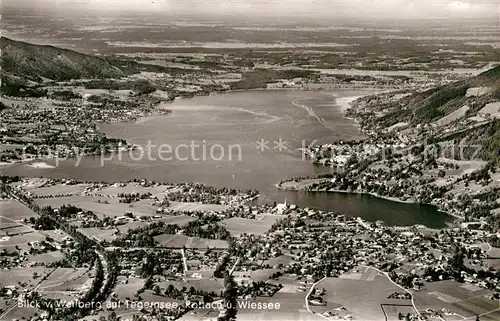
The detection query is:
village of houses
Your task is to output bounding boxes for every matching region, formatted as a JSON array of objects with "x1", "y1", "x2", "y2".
[{"x1": 1, "y1": 177, "x2": 500, "y2": 321}]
